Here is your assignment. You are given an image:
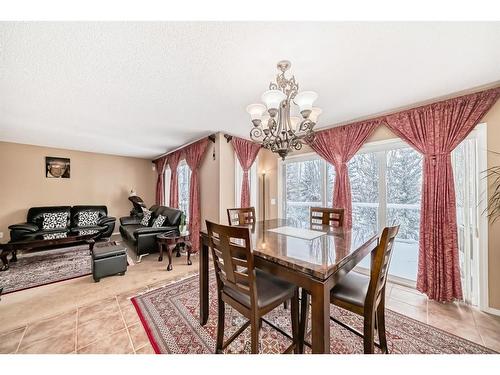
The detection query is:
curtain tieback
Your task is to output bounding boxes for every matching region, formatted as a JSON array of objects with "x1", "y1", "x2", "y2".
[{"x1": 425, "y1": 152, "x2": 449, "y2": 165}]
